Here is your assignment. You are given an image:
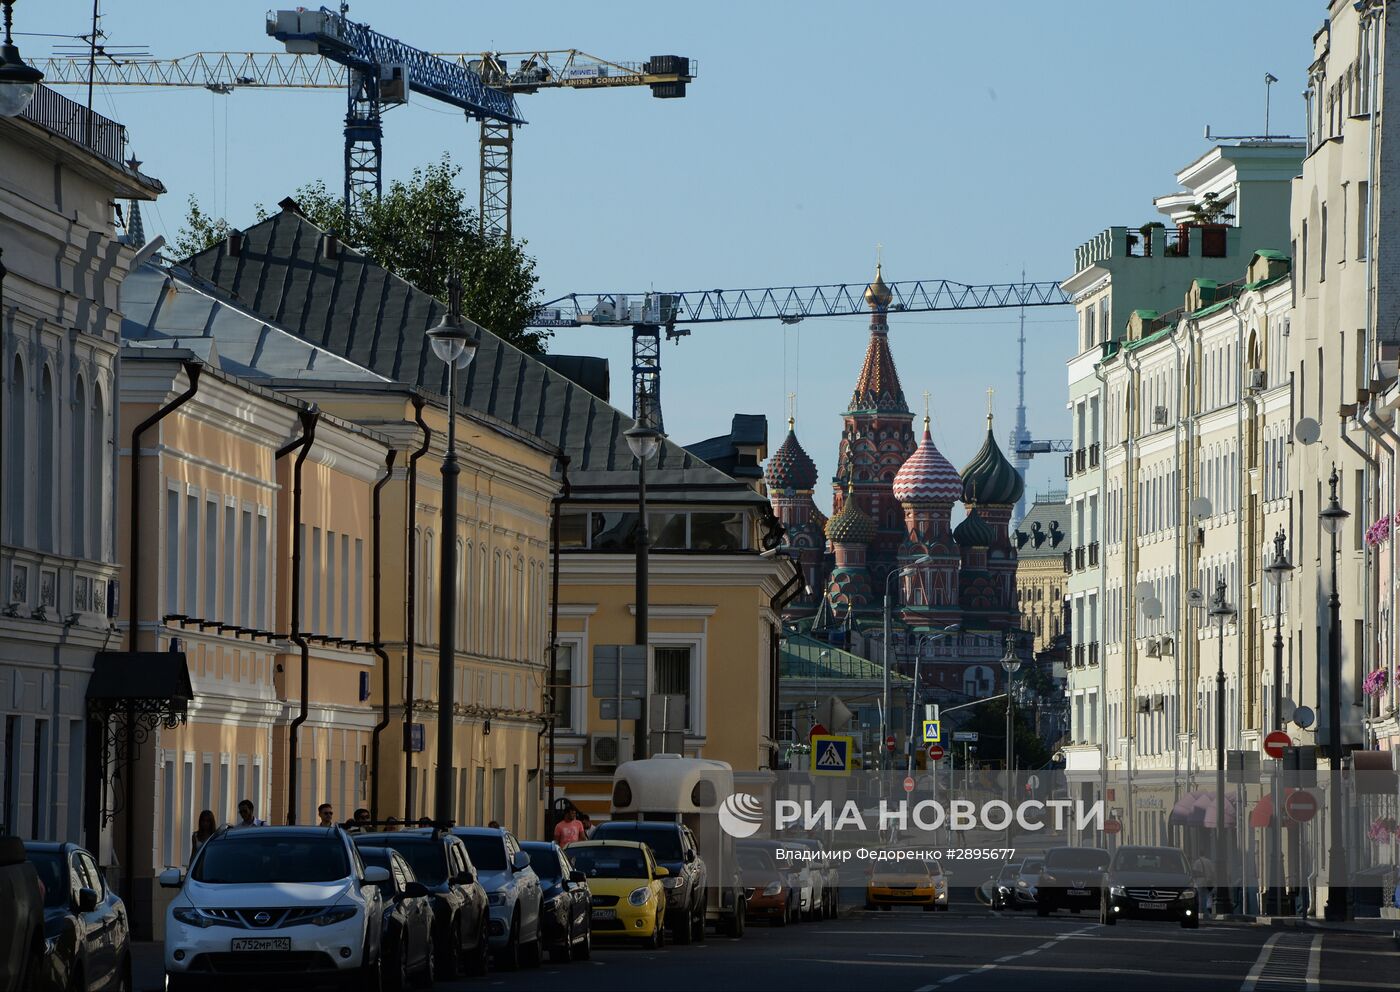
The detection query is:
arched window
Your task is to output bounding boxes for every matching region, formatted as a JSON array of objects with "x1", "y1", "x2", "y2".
[
  {"x1": 73, "y1": 376, "x2": 87, "y2": 558},
  {"x1": 38, "y1": 365, "x2": 55, "y2": 551},
  {"x1": 91, "y1": 383, "x2": 106, "y2": 560},
  {"x1": 7, "y1": 355, "x2": 25, "y2": 544}
]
